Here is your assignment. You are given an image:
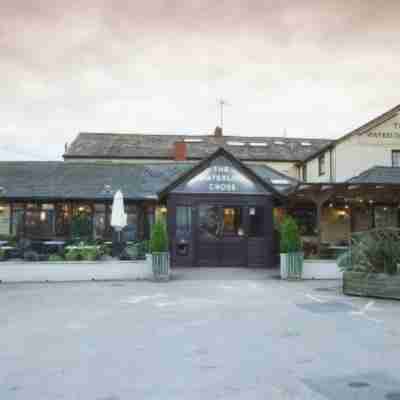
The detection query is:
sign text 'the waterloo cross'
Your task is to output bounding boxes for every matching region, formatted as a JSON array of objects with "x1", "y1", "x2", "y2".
[{"x1": 205, "y1": 166, "x2": 237, "y2": 192}]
